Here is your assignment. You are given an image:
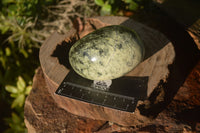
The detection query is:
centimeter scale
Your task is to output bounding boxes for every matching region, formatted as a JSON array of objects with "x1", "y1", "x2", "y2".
[{"x1": 55, "y1": 70, "x2": 148, "y2": 113}]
